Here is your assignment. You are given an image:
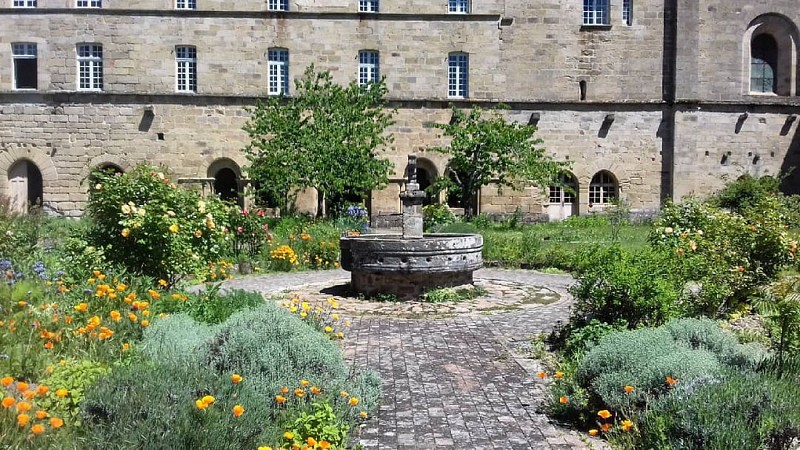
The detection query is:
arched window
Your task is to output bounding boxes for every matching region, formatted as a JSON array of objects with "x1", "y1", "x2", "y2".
[
  {"x1": 547, "y1": 172, "x2": 578, "y2": 221},
  {"x1": 751, "y1": 34, "x2": 778, "y2": 94},
  {"x1": 589, "y1": 171, "x2": 618, "y2": 206}
]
